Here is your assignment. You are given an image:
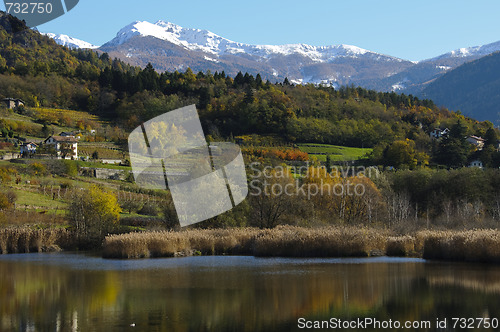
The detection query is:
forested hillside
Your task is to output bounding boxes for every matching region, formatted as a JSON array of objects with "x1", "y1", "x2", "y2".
[
  {"x1": 0, "y1": 11, "x2": 497, "y2": 169},
  {"x1": 422, "y1": 51, "x2": 500, "y2": 122}
]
